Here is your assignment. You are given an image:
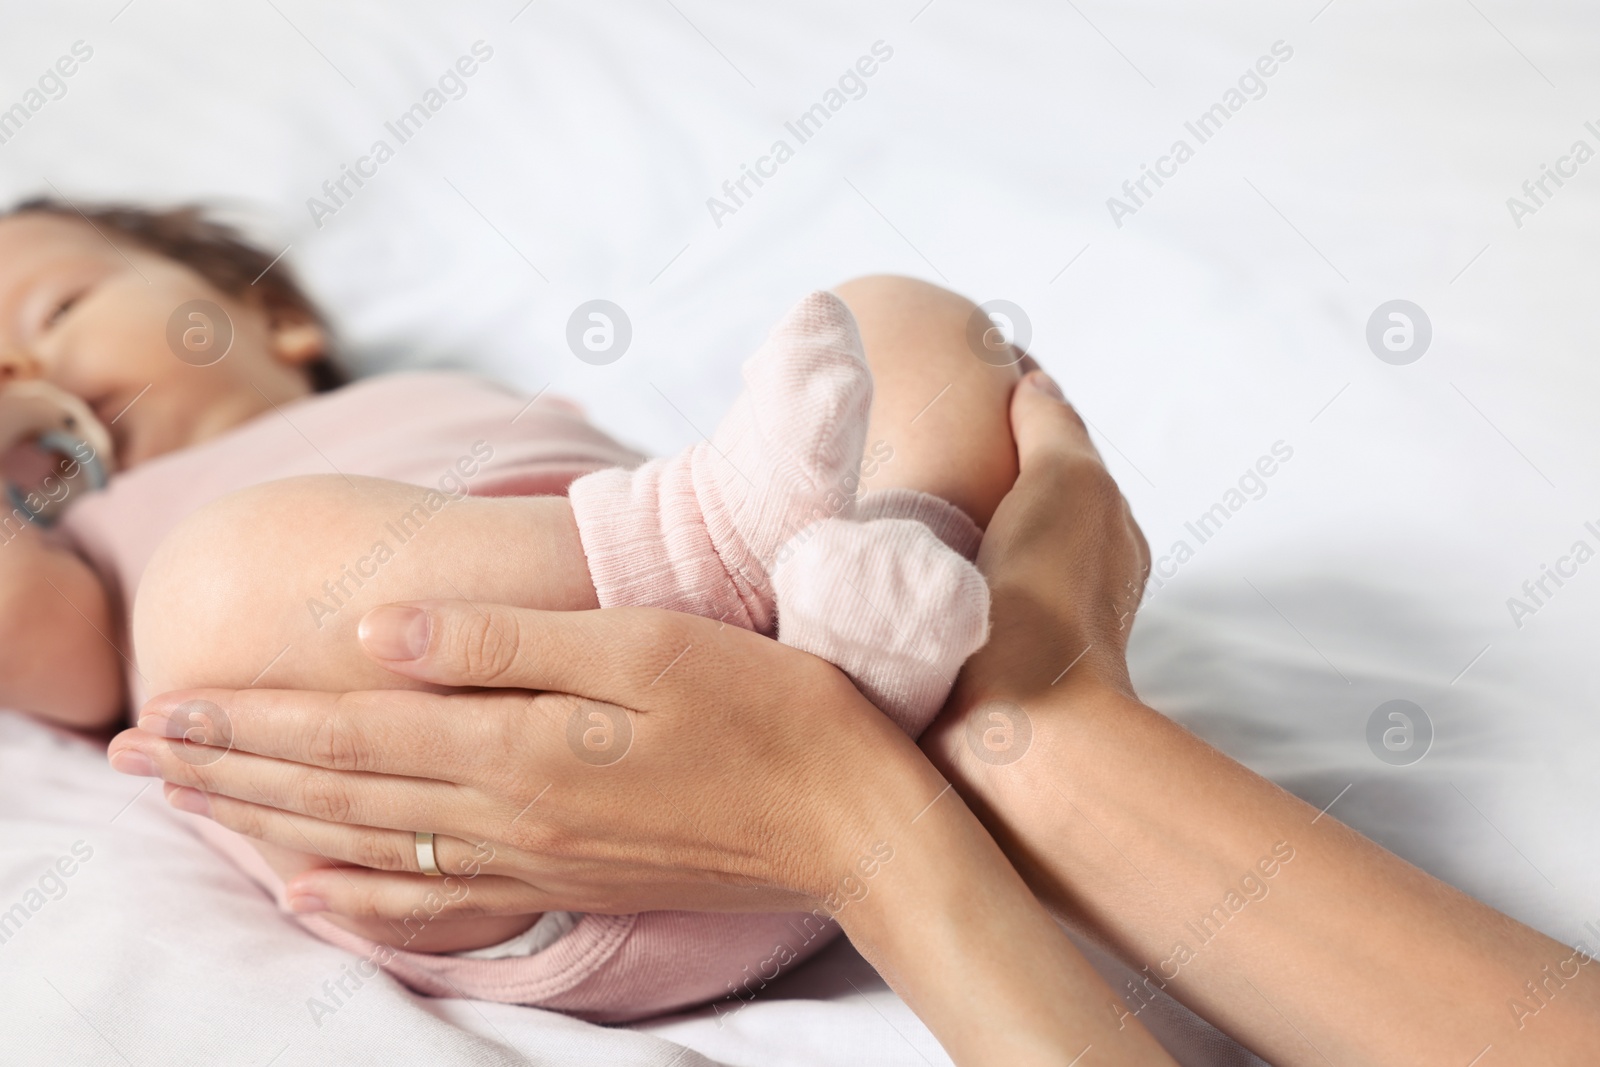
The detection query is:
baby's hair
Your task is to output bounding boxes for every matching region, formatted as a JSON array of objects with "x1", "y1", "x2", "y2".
[{"x1": 4, "y1": 198, "x2": 345, "y2": 393}]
